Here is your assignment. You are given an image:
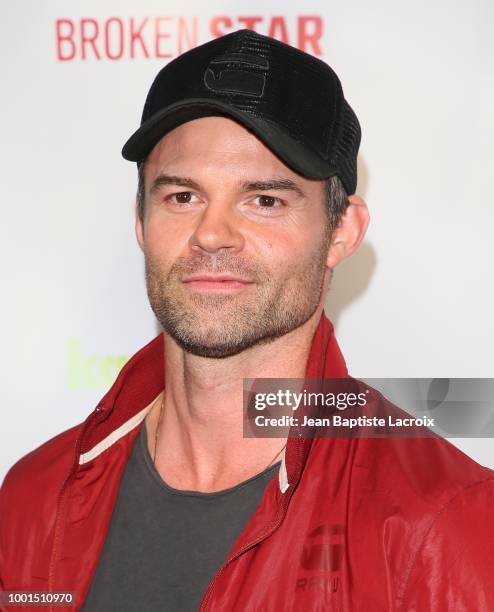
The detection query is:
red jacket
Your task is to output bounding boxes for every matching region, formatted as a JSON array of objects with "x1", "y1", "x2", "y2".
[{"x1": 1, "y1": 313, "x2": 494, "y2": 611}]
